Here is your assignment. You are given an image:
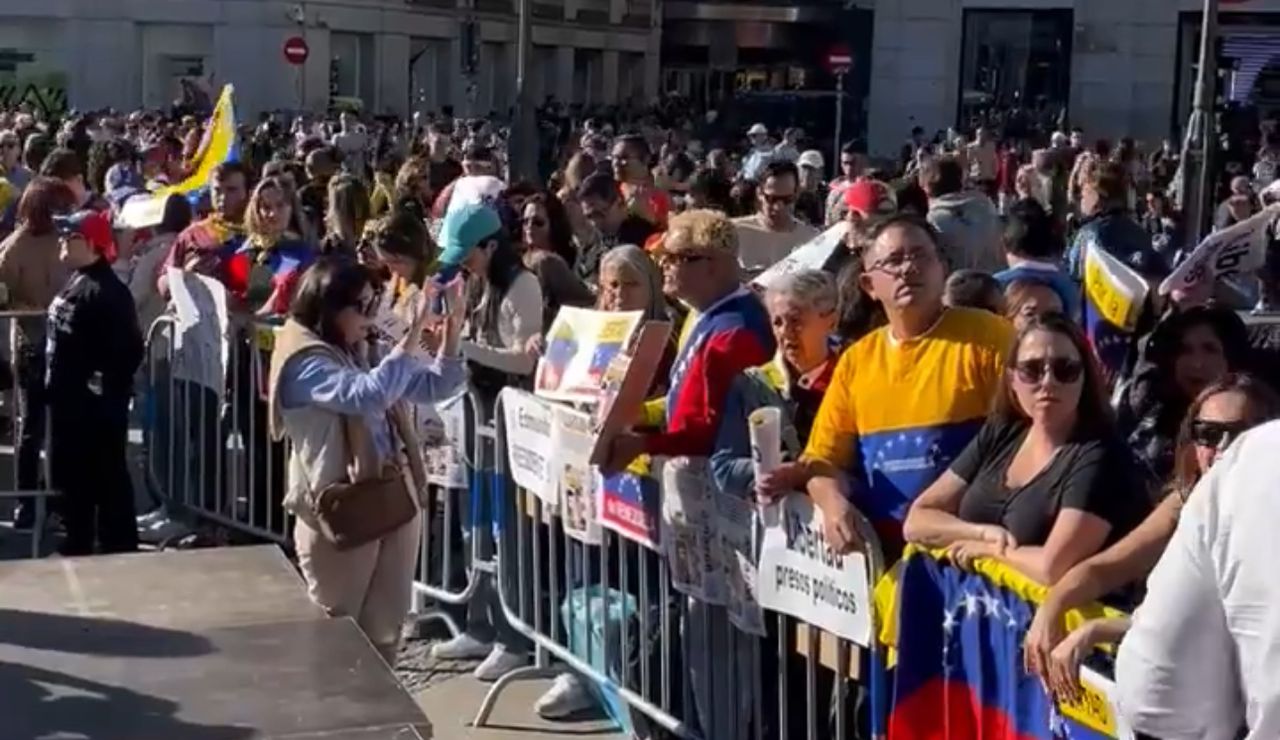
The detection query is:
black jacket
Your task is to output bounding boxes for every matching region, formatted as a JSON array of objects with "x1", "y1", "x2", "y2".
[{"x1": 46, "y1": 259, "x2": 144, "y2": 403}]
